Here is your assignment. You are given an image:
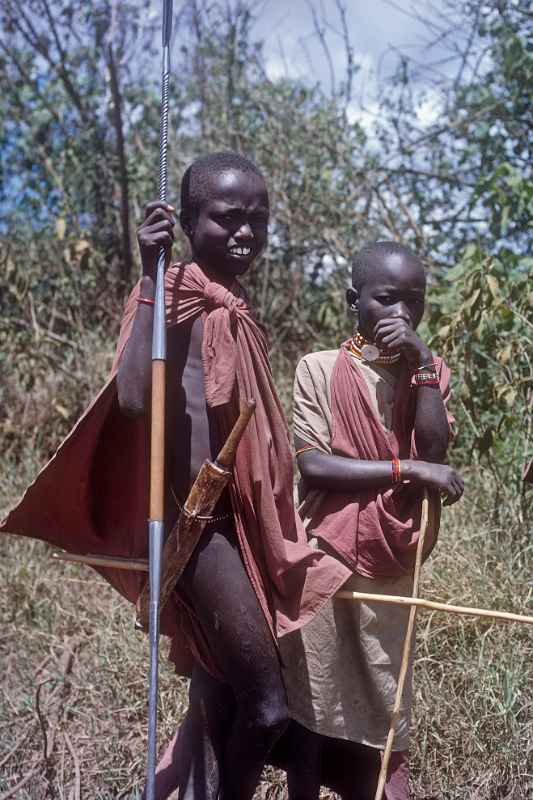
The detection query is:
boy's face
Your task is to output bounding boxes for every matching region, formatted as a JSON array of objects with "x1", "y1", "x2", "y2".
[
  {"x1": 184, "y1": 169, "x2": 269, "y2": 279},
  {"x1": 352, "y1": 252, "x2": 426, "y2": 342}
]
